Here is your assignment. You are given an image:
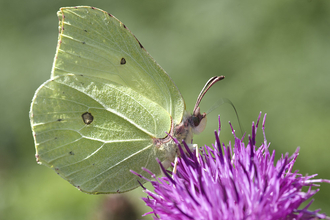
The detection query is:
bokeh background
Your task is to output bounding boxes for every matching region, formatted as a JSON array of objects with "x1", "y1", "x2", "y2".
[{"x1": 1, "y1": 0, "x2": 330, "y2": 219}]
